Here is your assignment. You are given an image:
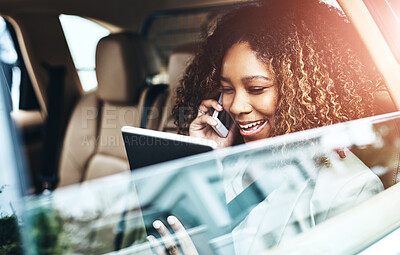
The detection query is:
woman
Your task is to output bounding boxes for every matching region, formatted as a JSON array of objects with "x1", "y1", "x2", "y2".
[
  {"x1": 173, "y1": 0, "x2": 386, "y2": 148},
  {"x1": 148, "y1": 0, "x2": 386, "y2": 254}
]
